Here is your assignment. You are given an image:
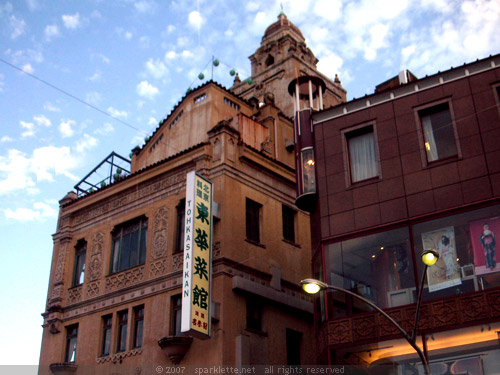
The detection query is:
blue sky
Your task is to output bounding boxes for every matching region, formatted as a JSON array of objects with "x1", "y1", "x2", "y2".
[{"x1": 1, "y1": 0, "x2": 499, "y2": 367}]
